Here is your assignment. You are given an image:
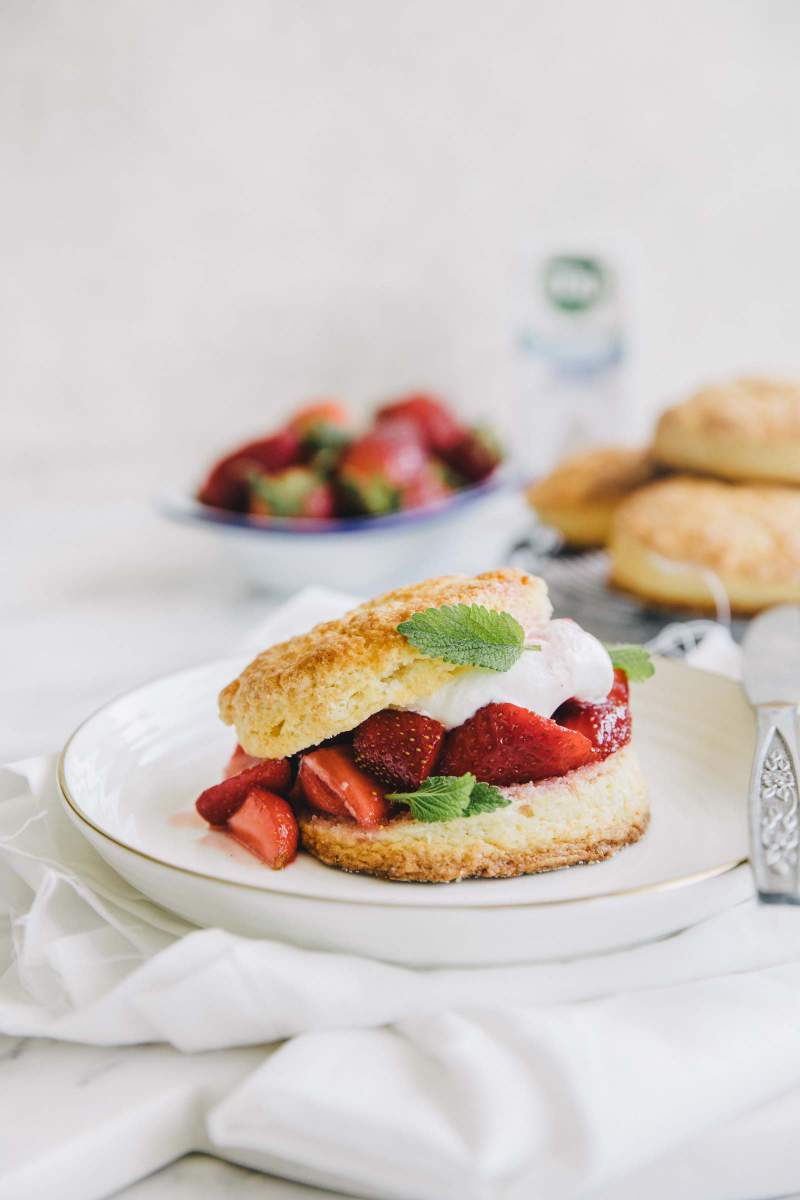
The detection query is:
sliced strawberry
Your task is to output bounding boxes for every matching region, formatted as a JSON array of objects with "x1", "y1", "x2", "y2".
[
  {"x1": 376, "y1": 394, "x2": 464, "y2": 454},
  {"x1": 249, "y1": 467, "x2": 335, "y2": 519},
  {"x1": 198, "y1": 430, "x2": 302, "y2": 511},
  {"x1": 338, "y1": 426, "x2": 429, "y2": 516},
  {"x1": 225, "y1": 743, "x2": 263, "y2": 778},
  {"x1": 298, "y1": 747, "x2": 390, "y2": 827},
  {"x1": 353, "y1": 709, "x2": 445, "y2": 789},
  {"x1": 443, "y1": 426, "x2": 503, "y2": 483},
  {"x1": 227, "y1": 788, "x2": 298, "y2": 868},
  {"x1": 555, "y1": 669, "x2": 632, "y2": 760},
  {"x1": 196, "y1": 758, "x2": 293, "y2": 824},
  {"x1": 438, "y1": 702, "x2": 595, "y2": 785}
]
